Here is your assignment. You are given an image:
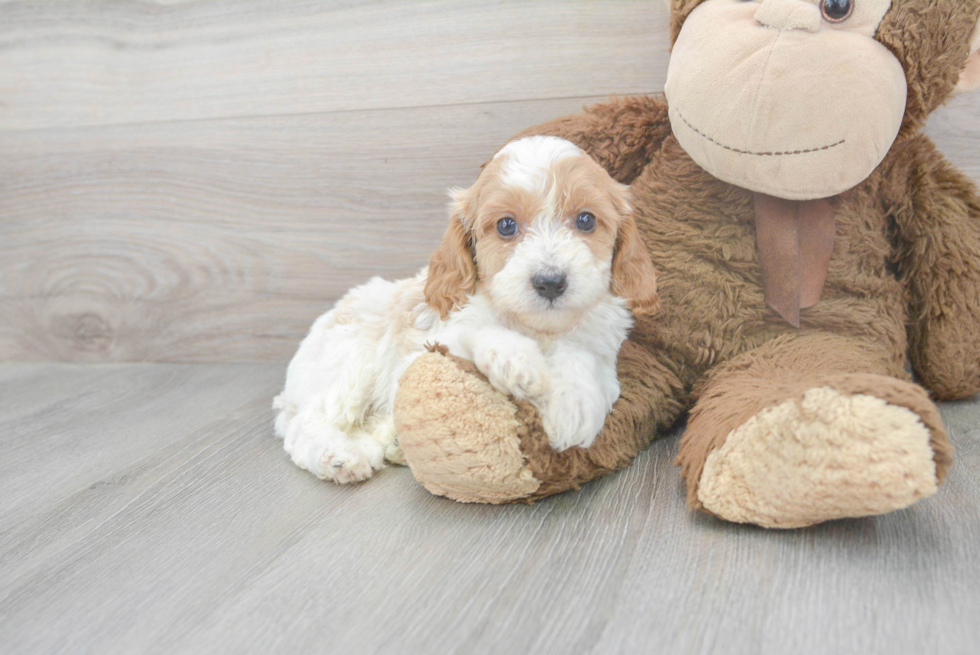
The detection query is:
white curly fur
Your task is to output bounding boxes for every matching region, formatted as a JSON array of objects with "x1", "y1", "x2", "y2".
[{"x1": 273, "y1": 137, "x2": 635, "y2": 484}]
